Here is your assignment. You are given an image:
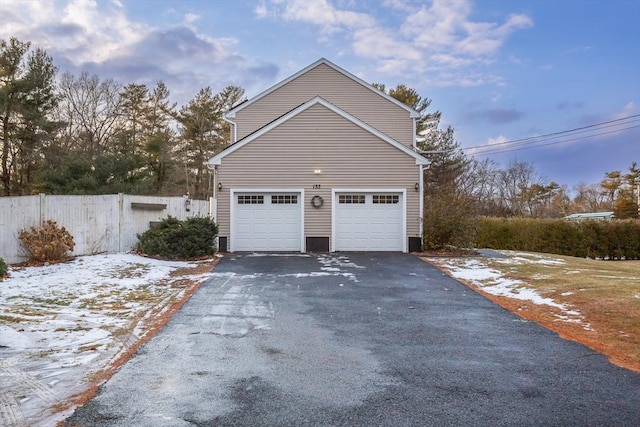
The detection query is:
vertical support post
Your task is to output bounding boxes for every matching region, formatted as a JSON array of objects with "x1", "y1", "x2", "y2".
[
  {"x1": 118, "y1": 193, "x2": 124, "y2": 252},
  {"x1": 418, "y1": 165, "x2": 424, "y2": 239},
  {"x1": 39, "y1": 193, "x2": 46, "y2": 226}
]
